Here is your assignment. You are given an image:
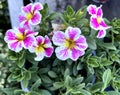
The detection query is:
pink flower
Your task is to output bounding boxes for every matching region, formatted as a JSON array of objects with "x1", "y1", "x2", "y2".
[
  {"x1": 4, "y1": 27, "x2": 36, "y2": 52},
  {"x1": 29, "y1": 36, "x2": 53, "y2": 61},
  {"x1": 87, "y1": 5, "x2": 110, "y2": 38},
  {"x1": 19, "y1": 2, "x2": 43, "y2": 27},
  {"x1": 52, "y1": 27, "x2": 88, "y2": 61}
]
